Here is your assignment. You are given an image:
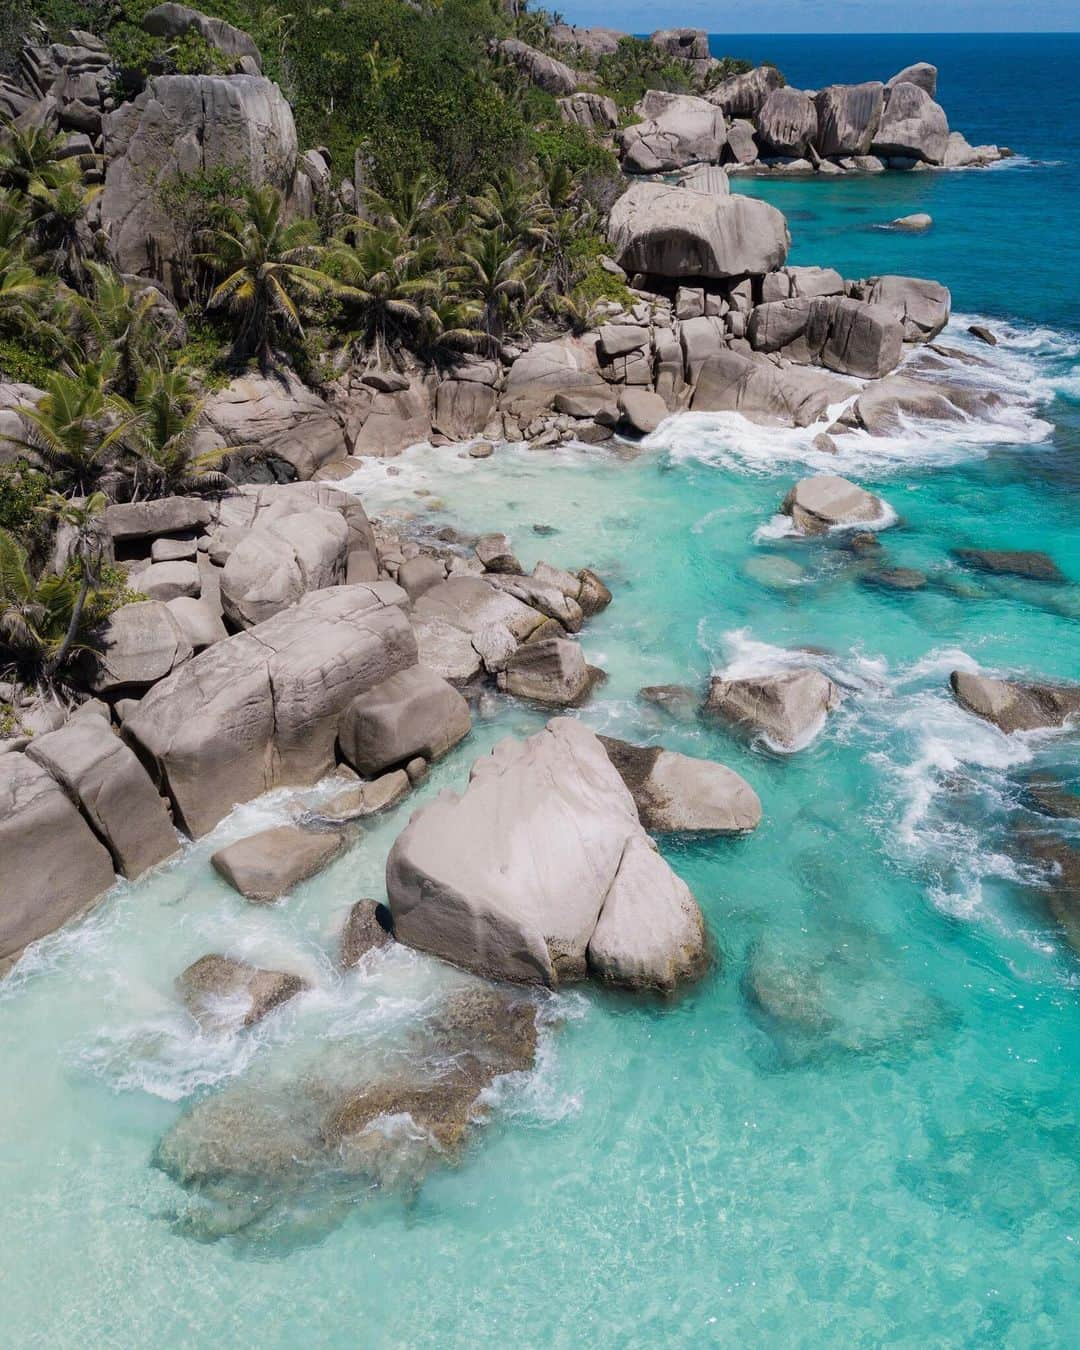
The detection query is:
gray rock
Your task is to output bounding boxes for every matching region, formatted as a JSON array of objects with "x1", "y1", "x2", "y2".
[
  {"x1": 757, "y1": 87, "x2": 818, "y2": 157},
  {"x1": 26, "y1": 714, "x2": 178, "y2": 878},
  {"x1": 475, "y1": 532, "x2": 523, "y2": 574},
  {"x1": 338, "y1": 667, "x2": 471, "y2": 777},
  {"x1": 486, "y1": 574, "x2": 584, "y2": 632},
  {"x1": 137, "y1": 560, "x2": 202, "y2": 603},
  {"x1": 165, "y1": 597, "x2": 227, "y2": 652},
  {"x1": 639, "y1": 684, "x2": 699, "y2": 720},
  {"x1": 434, "y1": 379, "x2": 497, "y2": 442},
  {"x1": 618, "y1": 387, "x2": 668, "y2": 435},
  {"x1": 885, "y1": 62, "x2": 938, "y2": 97},
  {"x1": 704, "y1": 668, "x2": 842, "y2": 749},
  {"x1": 607, "y1": 181, "x2": 789, "y2": 281},
  {"x1": 497, "y1": 637, "x2": 594, "y2": 707},
  {"x1": 813, "y1": 82, "x2": 884, "y2": 157},
  {"x1": 557, "y1": 92, "x2": 619, "y2": 131},
  {"x1": 782, "y1": 475, "x2": 887, "y2": 535},
  {"x1": 201, "y1": 373, "x2": 347, "y2": 480},
  {"x1": 951, "y1": 548, "x2": 1065, "y2": 582},
  {"x1": 707, "y1": 64, "x2": 784, "y2": 118},
  {"x1": 890, "y1": 213, "x2": 933, "y2": 232},
  {"x1": 599, "y1": 736, "x2": 761, "y2": 833},
  {"x1": 177, "y1": 953, "x2": 307, "y2": 1033},
  {"x1": 502, "y1": 338, "x2": 608, "y2": 415},
  {"x1": 968, "y1": 324, "x2": 998, "y2": 346},
  {"x1": 577, "y1": 569, "x2": 613, "y2": 617},
  {"x1": 105, "y1": 497, "x2": 212, "y2": 543},
  {"x1": 87, "y1": 600, "x2": 194, "y2": 694},
  {"x1": 151, "y1": 536, "x2": 197, "y2": 562},
  {"x1": 142, "y1": 4, "x2": 262, "y2": 70},
  {"x1": 396, "y1": 555, "x2": 445, "y2": 601},
  {"x1": 124, "y1": 584, "x2": 416, "y2": 837},
  {"x1": 340, "y1": 900, "x2": 393, "y2": 967},
  {"x1": 0, "y1": 753, "x2": 116, "y2": 972},
  {"x1": 872, "y1": 81, "x2": 949, "y2": 164},
  {"x1": 220, "y1": 507, "x2": 348, "y2": 628},
  {"x1": 620, "y1": 92, "x2": 727, "y2": 174},
  {"x1": 723, "y1": 118, "x2": 759, "y2": 165},
  {"x1": 411, "y1": 577, "x2": 545, "y2": 683},
  {"x1": 950, "y1": 671, "x2": 1080, "y2": 735},
  {"x1": 810, "y1": 296, "x2": 905, "y2": 378},
  {"x1": 386, "y1": 718, "x2": 706, "y2": 990},
  {"x1": 101, "y1": 76, "x2": 298, "y2": 287},
  {"x1": 853, "y1": 274, "x2": 950, "y2": 342},
  {"x1": 314, "y1": 770, "x2": 410, "y2": 823},
  {"x1": 692, "y1": 349, "x2": 856, "y2": 427},
  {"x1": 548, "y1": 24, "x2": 624, "y2": 64},
  {"x1": 497, "y1": 39, "x2": 577, "y2": 96},
  {"x1": 862, "y1": 566, "x2": 927, "y2": 592},
  {"x1": 211, "y1": 824, "x2": 345, "y2": 902},
  {"x1": 850, "y1": 375, "x2": 998, "y2": 435}
]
